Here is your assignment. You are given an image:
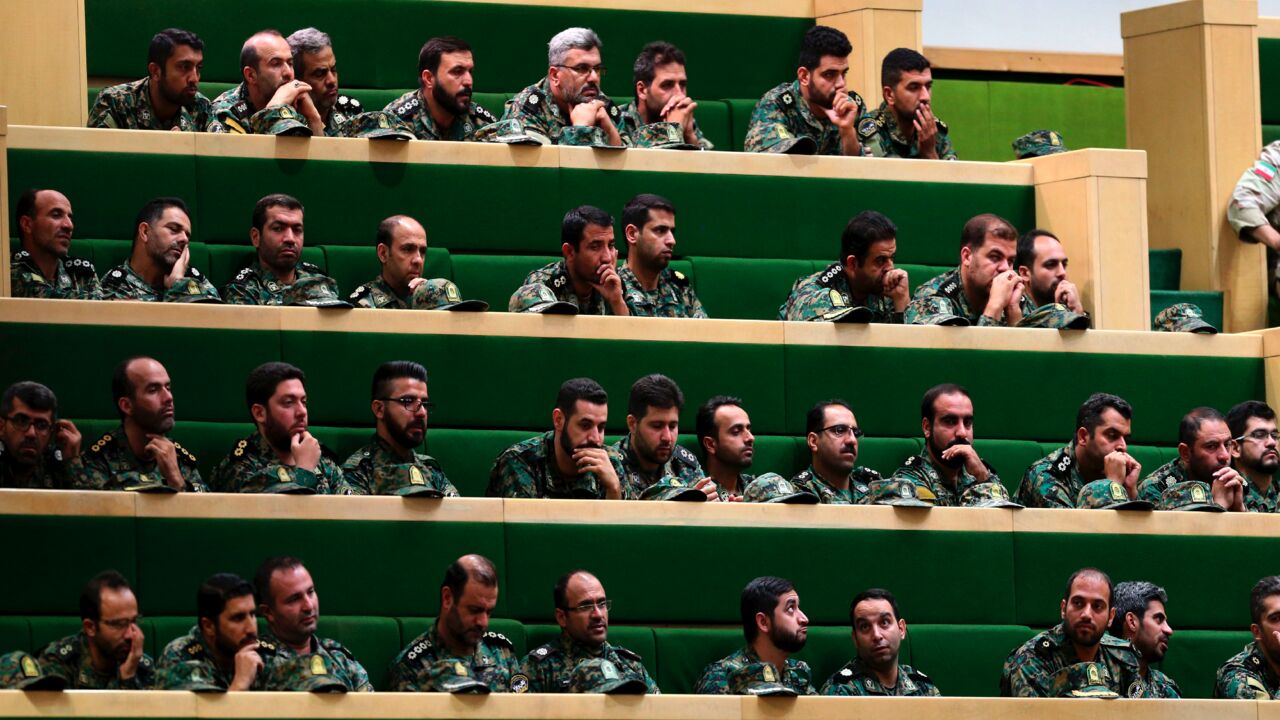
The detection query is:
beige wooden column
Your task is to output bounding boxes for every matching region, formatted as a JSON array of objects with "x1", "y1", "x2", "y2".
[
  {"x1": 1019, "y1": 149, "x2": 1152, "y2": 331},
  {"x1": 0, "y1": 0, "x2": 87, "y2": 127},
  {"x1": 815, "y1": 0, "x2": 922, "y2": 105},
  {"x1": 1122, "y1": 0, "x2": 1263, "y2": 332},
  {"x1": 0, "y1": 106, "x2": 9, "y2": 297}
]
